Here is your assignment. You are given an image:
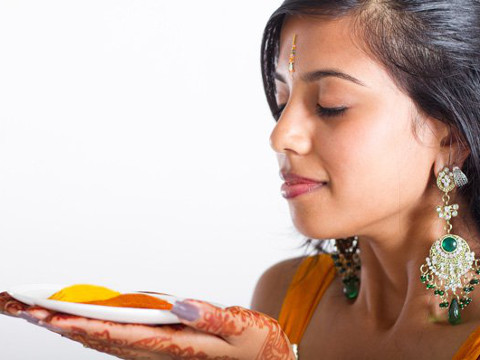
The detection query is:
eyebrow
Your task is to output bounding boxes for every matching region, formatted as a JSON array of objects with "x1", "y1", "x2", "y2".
[{"x1": 274, "y1": 68, "x2": 368, "y2": 87}]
